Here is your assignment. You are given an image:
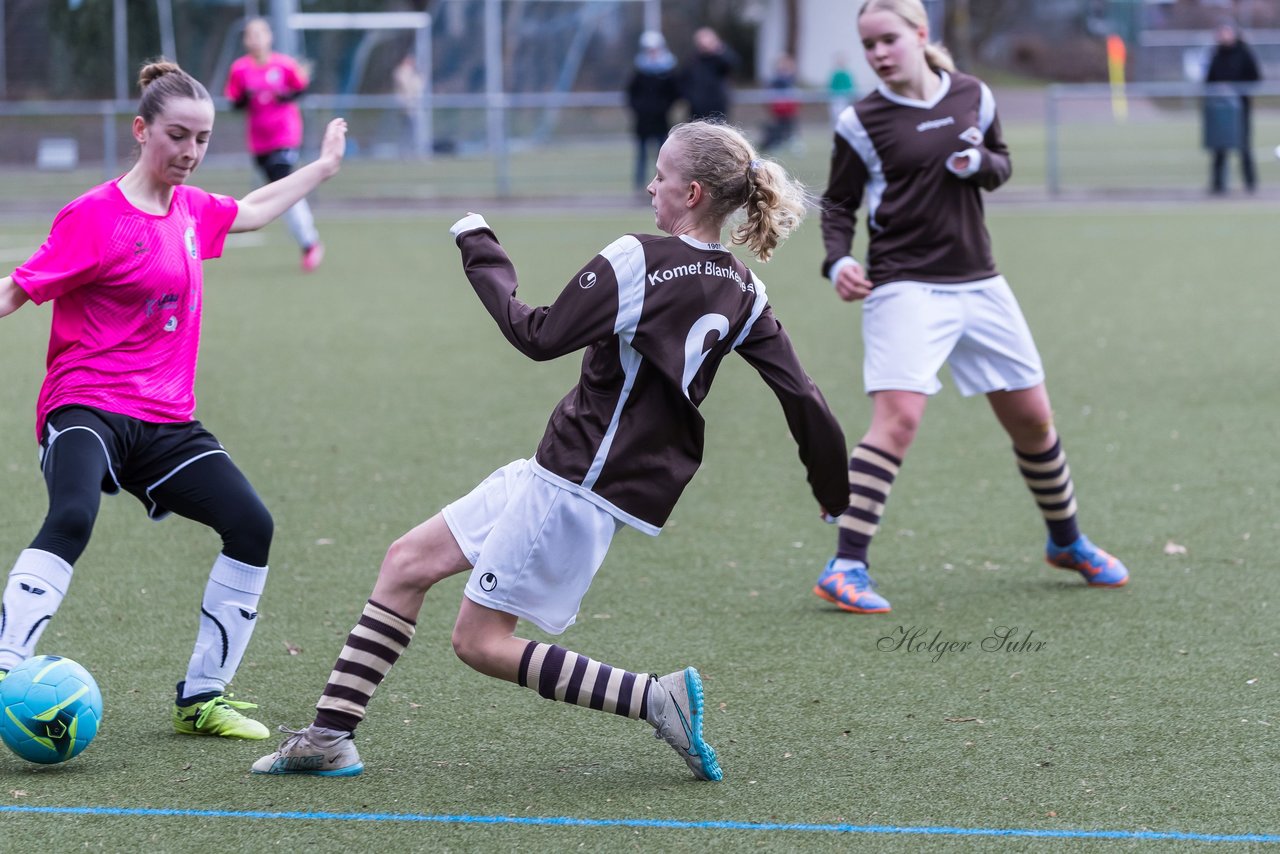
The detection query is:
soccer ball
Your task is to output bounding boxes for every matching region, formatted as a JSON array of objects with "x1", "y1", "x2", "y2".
[{"x1": 0, "y1": 655, "x2": 103, "y2": 764}]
